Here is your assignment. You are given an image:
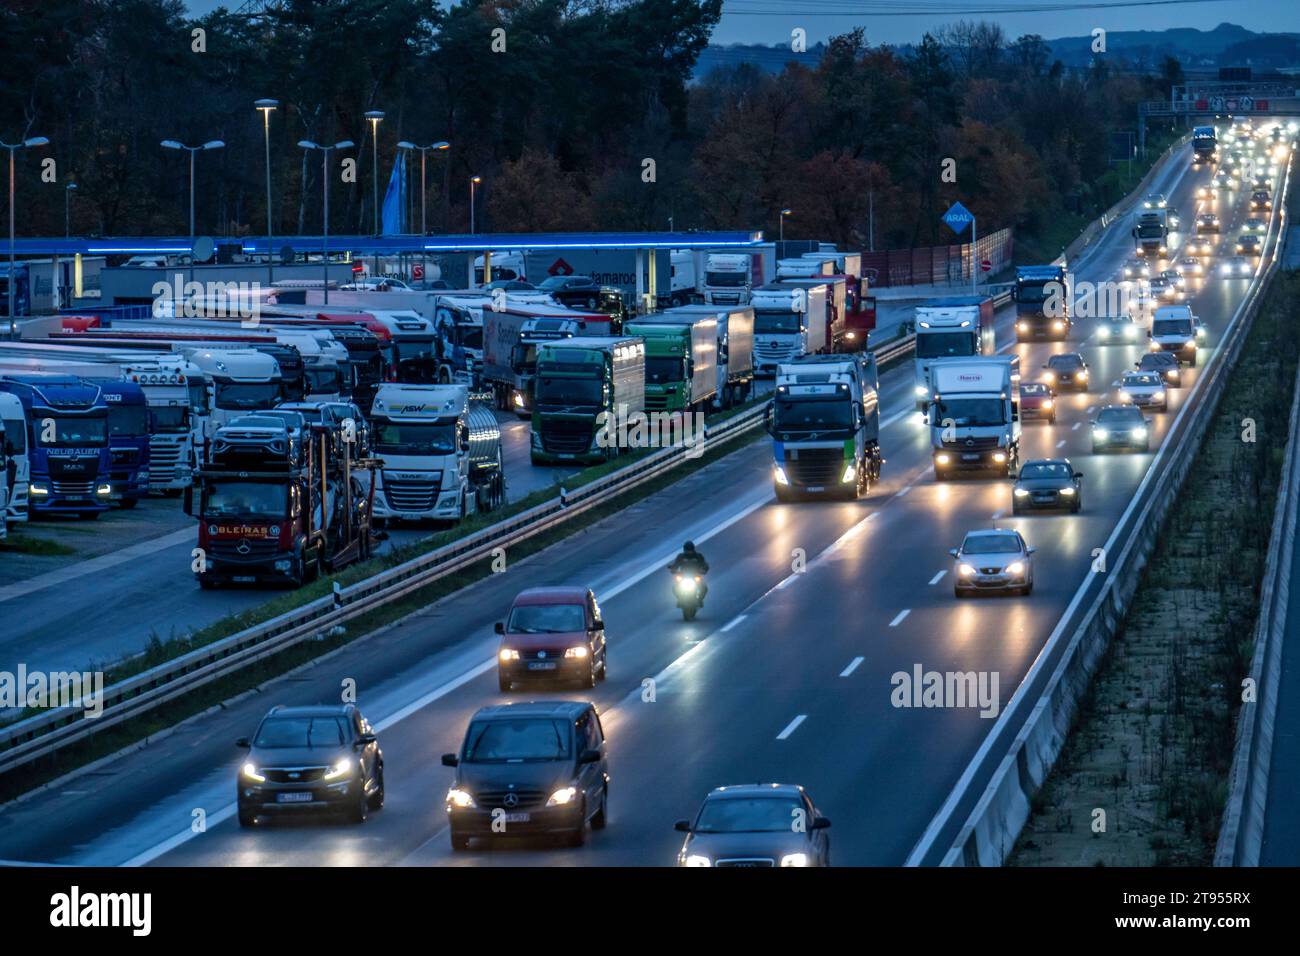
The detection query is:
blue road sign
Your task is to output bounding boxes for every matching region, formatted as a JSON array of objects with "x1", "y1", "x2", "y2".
[{"x1": 942, "y1": 201, "x2": 974, "y2": 234}]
